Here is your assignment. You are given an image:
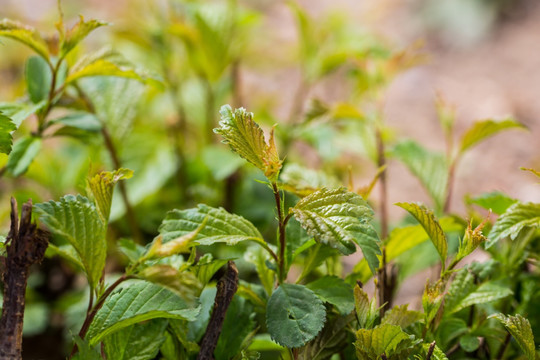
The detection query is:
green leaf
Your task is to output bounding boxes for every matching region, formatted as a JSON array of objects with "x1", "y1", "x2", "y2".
[
  {"x1": 86, "y1": 280, "x2": 200, "y2": 345},
  {"x1": 215, "y1": 296, "x2": 256, "y2": 360},
  {"x1": 459, "y1": 118, "x2": 525, "y2": 153},
  {"x1": 6, "y1": 136, "x2": 42, "y2": 176},
  {"x1": 292, "y1": 187, "x2": 381, "y2": 273},
  {"x1": 354, "y1": 284, "x2": 378, "y2": 329},
  {"x1": 35, "y1": 195, "x2": 106, "y2": 290},
  {"x1": 202, "y1": 145, "x2": 245, "y2": 181},
  {"x1": 117, "y1": 238, "x2": 146, "y2": 264},
  {"x1": 0, "y1": 19, "x2": 49, "y2": 60},
  {"x1": 215, "y1": 105, "x2": 282, "y2": 181},
  {"x1": 460, "y1": 335, "x2": 480, "y2": 352},
  {"x1": 396, "y1": 202, "x2": 448, "y2": 269},
  {"x1": 0, "y1": 101, "x2": 46, "y2": 127},
  {"x1": 355, "y1": 324, "x2": 419, "y2": 359},
  {"x1": 381, "y1": 305, "x2": 423, "y2": 328},
  {"x1": 22, "y1": 303, "x2": 48, "y2": 336},
  {"x1": 61, "y1": 16, "x2": 108, "y2": 57},
  {"x1": 72, "y1": 337, "x2": 102, "y2": 360},
  {"x1": 436, "y1": 318, "x2": 468, "y2": 348},
  {"x1": 193, "y1": 254, "x2": 230, "y2": 286},
  {"x1": 491, "y1": 314, "x2": 537, "y2": 360},
  {"x1": 137, "y1": 265, "x2": 202, "y2": 304},
  {"x1": 488, "y1": 202, "x2": 540, "y2": 247},
  {"x1": 66, "y1": 48, "x2": 157, "y2": 85},
  {"x1": 159, "y1": 204, "x2": 264, "y2": 247},
  {"x1": 445, "y1": 270, "x2": 512, "y2": 314},
  {"x1": 50, "y1": 112, "x2": 102, "y2": 132},
  {"x1": 266, "y1": 283, "x2": 326, "y2": 348},
  {"x1": 469, "y1": 191, "x2": 518, "y2": 215},
  {"x1": 421, "y1": 342, "x2": 448, "y2": 360},
  {"x1": 88, "y1": 168, "x2": 133, "y2": 221},
  {"x1": 306, "y1": 276, "x2": 354, "y2": 315},
  {"x1": 280, "y1": 163, "x2": 341, "y2": 197},
  {"x1": 392, "y1": 141, "x2": 448, "y2": 210},
  {"x1": 298, "y1": 314, "x2": 353, "y2": 360},
  {"x1": 103, "y1": 319, "x2": 168, "y2": 360},
  {"x1": 45, "y1": 243, "x2": 84, "y2": 271},
  {"x1": 25, "y1": 56, "x2": 52, "y2": 103},
  {"x1": 0, "y1": 112, "x2": 16, "y2": 154}
]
